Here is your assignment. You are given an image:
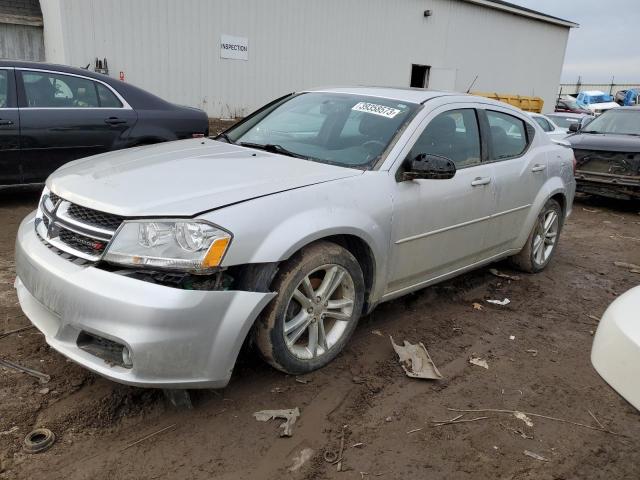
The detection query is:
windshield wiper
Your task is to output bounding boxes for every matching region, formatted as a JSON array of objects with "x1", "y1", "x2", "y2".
[
  {"x1": 239, "y1": 142, "x2": 309, "y2": 159},
  {"x1": 581, "y1": 130, "x2": 601, "y2": 134},
  {"x1": 215, "y1": 132, "x2": 235, "y2": 144}
]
